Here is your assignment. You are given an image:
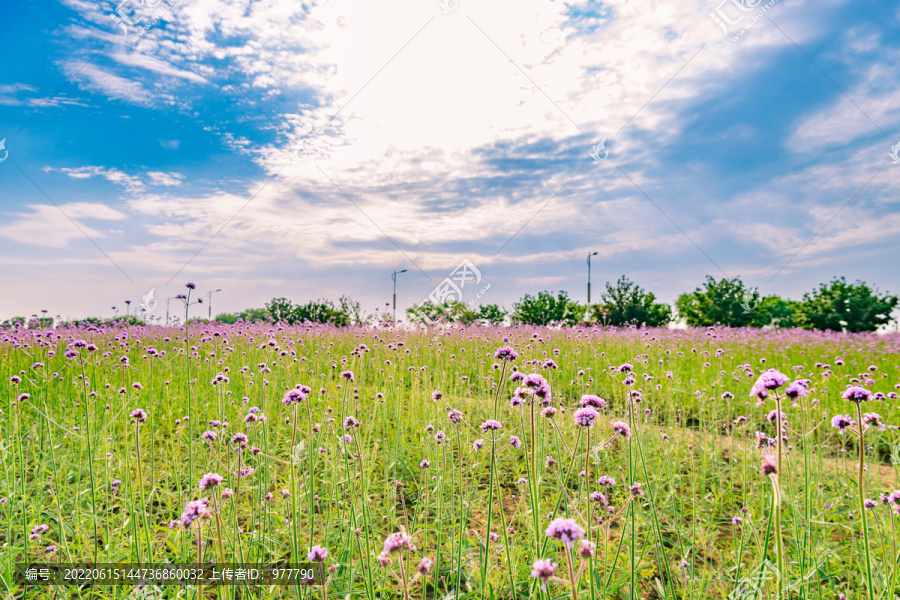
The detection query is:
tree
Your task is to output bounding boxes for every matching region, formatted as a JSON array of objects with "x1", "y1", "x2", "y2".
[
  {"x1": 476, "y1": 304, "x2": 507, "y2": 326},
  {"x1": 215, "y1": 308, "x2": 270, "y2": 324},
  {"x1": 407, "y1": 300, "x2": 471, "y2": 325},
  {"x1": 263, "y1": 297, "x2": 349, "y2": 326},
  {"x1": 265, "y1": 297, "x2": 295, "y2": 323},
  {"x1": 339, "y1": 295, "x2": 367, "y2": 325},
  {"x1": 675, "y1": 276, "x2": 759, "y2": 327},
  {"x1": 796, "y1": 277, "x2": 898, "y2": 332},
  {"x1": 592, "y1": 275, "x2": 671, "y2": 327},
  {"x1": 511, "y1": 291, "x2": 582, "y2": 326},
  {"x1": 754, "y1": 296, "x2": 801, "y2": 329}
]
